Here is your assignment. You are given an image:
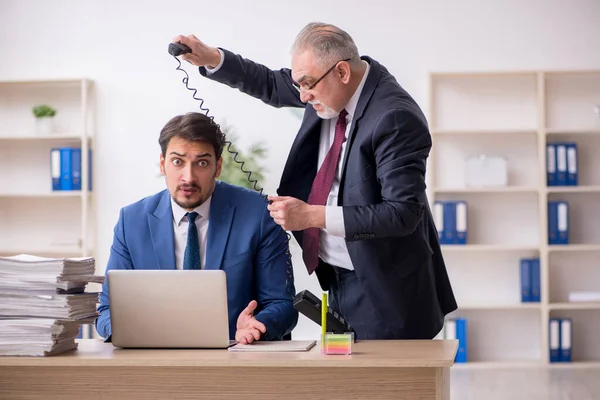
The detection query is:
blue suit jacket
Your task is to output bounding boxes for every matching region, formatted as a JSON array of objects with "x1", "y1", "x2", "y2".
[
  {"x1": 96, "y1": 181, "x2": 298, "y2": 340},
  {"x1": 200, "y1": 50, "x2": 457, "y2": 339}
]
